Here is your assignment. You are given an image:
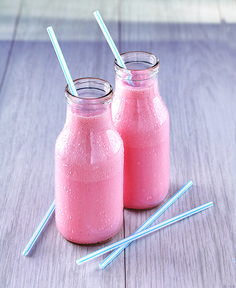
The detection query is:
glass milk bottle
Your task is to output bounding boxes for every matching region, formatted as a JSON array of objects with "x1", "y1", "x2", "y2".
[
  {"x1": 55, "y1": 78, "x2": 124, "y2": 244},
  {"x1": 113, "y1": 52, "x2": 169, "y2": 209}
]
